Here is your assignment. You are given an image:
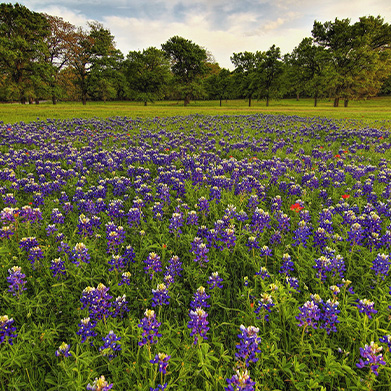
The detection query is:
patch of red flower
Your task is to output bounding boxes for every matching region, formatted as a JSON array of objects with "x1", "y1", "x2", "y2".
[
  {"x1": 290, "y1": 203, "x2": 304, "y2": 212},
  {"x1": 342, "y1": 194, "x2": 350, "y2": 199},
  {"x1": 334, "y1": 154, "x2": 341, "y2": 158}
]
